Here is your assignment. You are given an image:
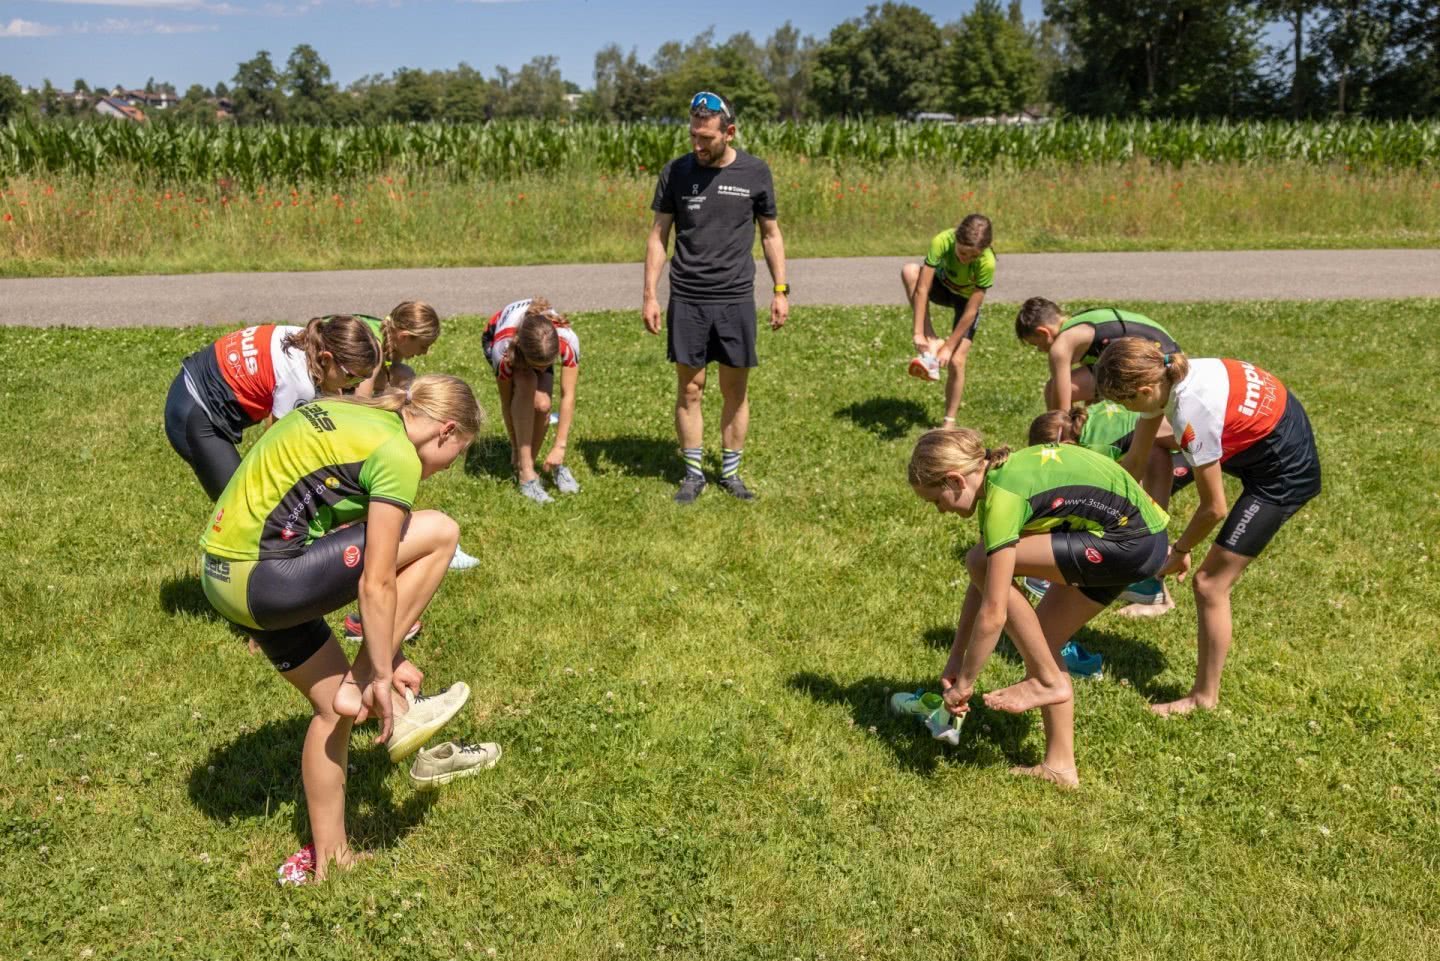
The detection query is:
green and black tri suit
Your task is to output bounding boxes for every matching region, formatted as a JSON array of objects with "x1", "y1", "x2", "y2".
[
  {"x1": 980, "y1": 444, "x2": 1171, "y2": 605},
  {"x1": 1078, "y1": 400, "x2": 1194, "y2": 492},
  {"x1": 1060, "y1": 307, "x2": 1180, "y2": 367},
  {"x1": 200, "y1": 399, "x2": 420, "y2": 671}
]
